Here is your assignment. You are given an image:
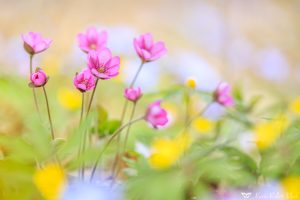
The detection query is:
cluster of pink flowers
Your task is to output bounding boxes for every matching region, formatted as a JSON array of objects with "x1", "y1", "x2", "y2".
[
  {"x1": 21, "y1": 28, "x2": 237, "y2": 183},
  {"x1": 74, "y1": 27, "x2": 121, "y2": 93},
  {"x1": 22, "y1": 27, "x2": 168, "y2": 128},
  {"x1": 22, "y1": 27, "x2": 234, "y2": 134}
]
